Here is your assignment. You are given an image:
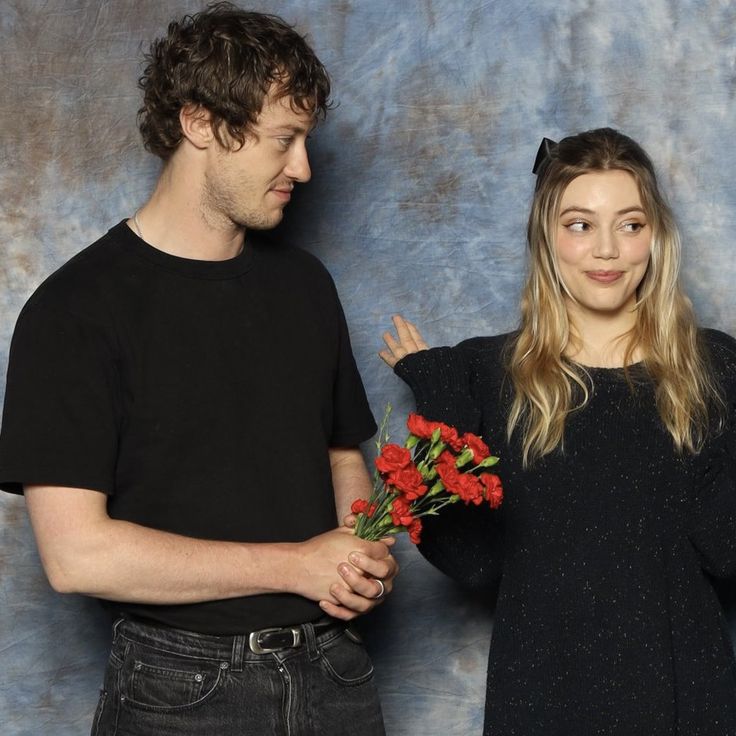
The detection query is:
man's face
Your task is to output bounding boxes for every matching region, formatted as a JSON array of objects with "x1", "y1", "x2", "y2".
[{"x1": 203, "y1": 90, "x2": 314, "y2": 230}]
